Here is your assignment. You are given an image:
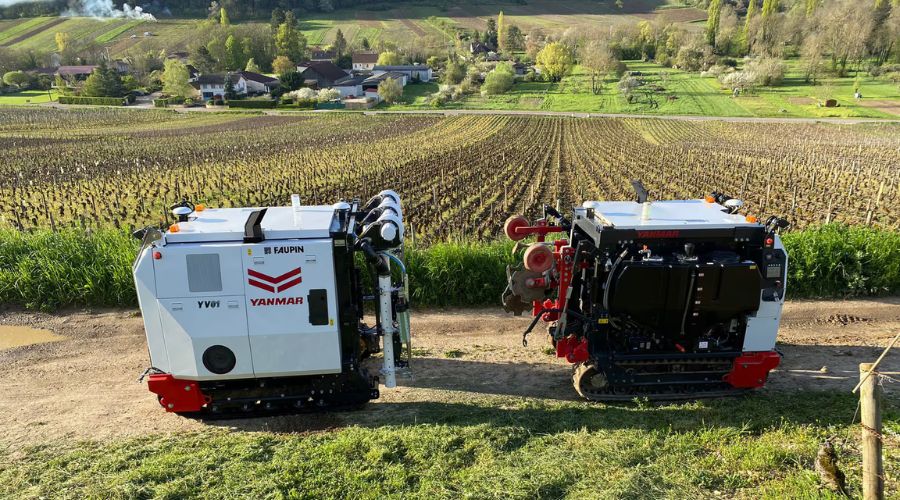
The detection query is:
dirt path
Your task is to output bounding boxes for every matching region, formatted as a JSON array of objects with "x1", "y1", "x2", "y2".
[
  {"x1": 857, "y1": 99, "x2": 900, "y2": 117},
  {"x1": 0, "y1": 299, "x2": 898, "y2": 448}
]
